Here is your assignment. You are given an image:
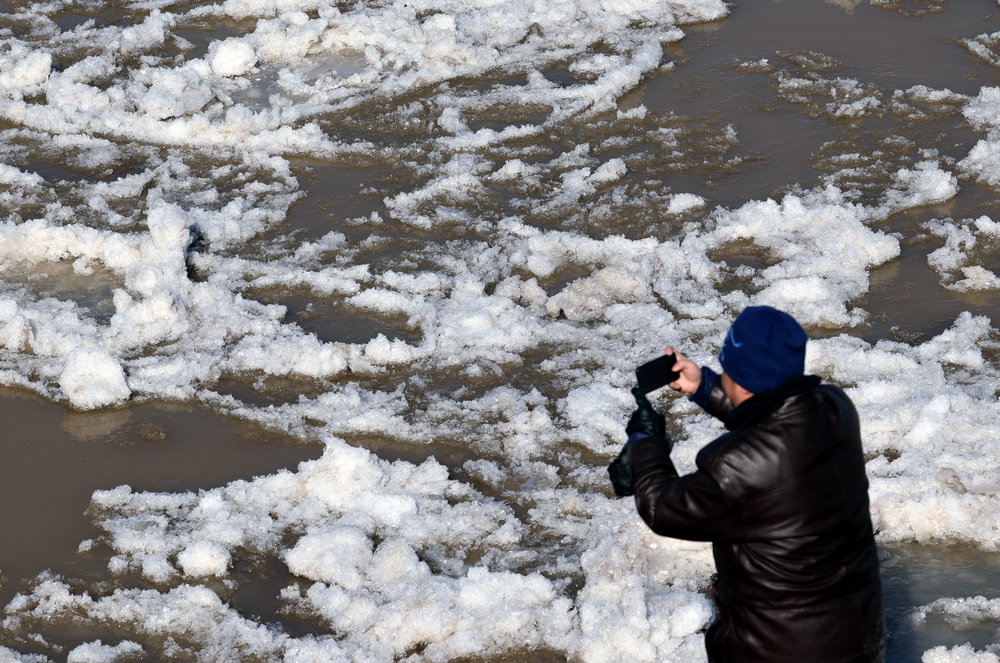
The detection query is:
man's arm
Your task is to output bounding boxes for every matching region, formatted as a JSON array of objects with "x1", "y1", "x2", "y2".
[
  {"x1": 629, "y1": 433, "x2": 739, "y2": 542},
  {"x1": 621, "y1": 349, "x2": 739, "y2": 540}
]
